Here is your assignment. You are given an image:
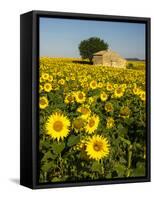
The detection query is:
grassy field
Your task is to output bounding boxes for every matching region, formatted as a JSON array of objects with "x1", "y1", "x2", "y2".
[
  {"x1": 39, "y1": 57, "x2": 146, "y2": 183},
  {"x1": 126, "y1": 60, "x2": 145, "y2": 70}
]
